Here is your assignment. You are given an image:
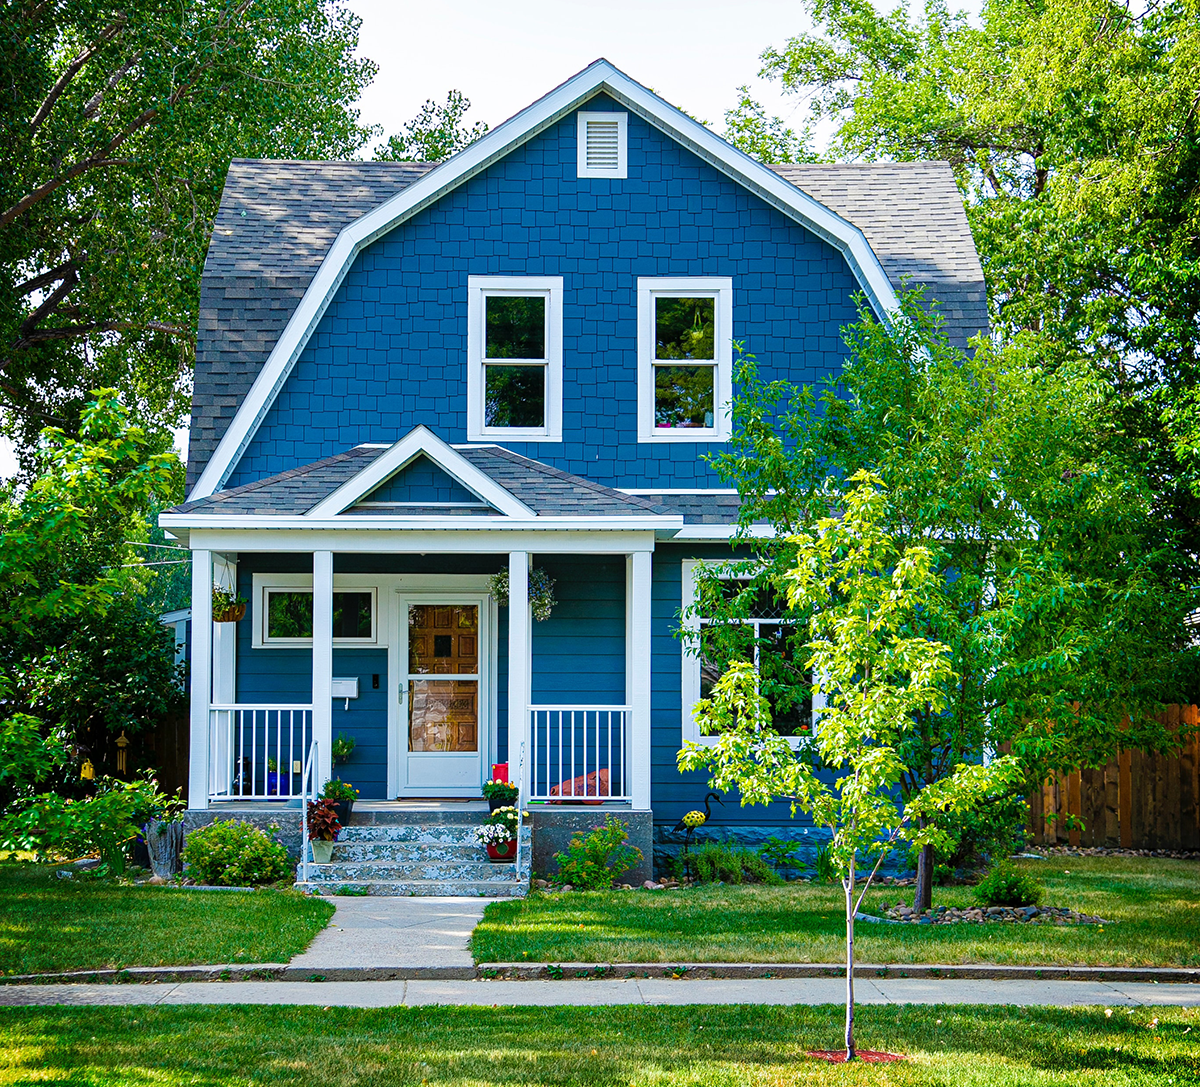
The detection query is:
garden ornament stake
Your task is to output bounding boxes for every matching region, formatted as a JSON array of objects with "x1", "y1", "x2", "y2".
[{"x1": 674, "y1": 792, "x2": 724, "y2": 877}]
